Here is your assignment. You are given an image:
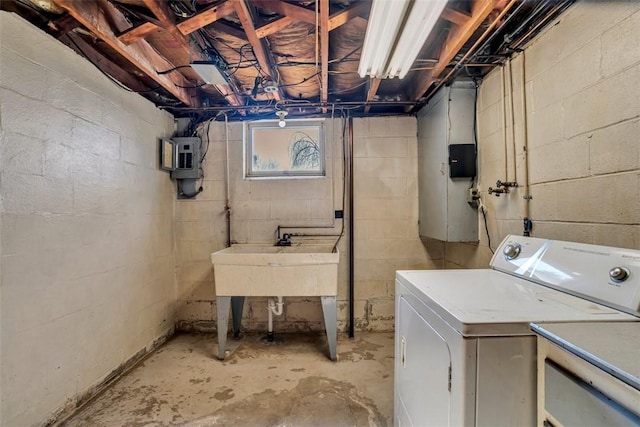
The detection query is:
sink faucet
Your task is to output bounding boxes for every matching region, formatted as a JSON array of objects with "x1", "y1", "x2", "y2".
[
  {"x1": 275, "y1": 226, "x2": 292, "y2": 246},
  {"x1": 276, "y1": 233, "x2": 292, "y2": 246}
]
